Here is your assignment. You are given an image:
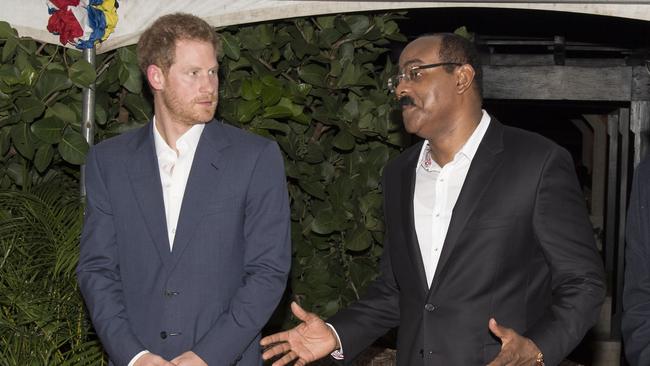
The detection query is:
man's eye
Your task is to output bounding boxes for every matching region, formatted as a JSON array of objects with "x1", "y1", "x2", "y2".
[{"x1": 409, "y1": 70, "x2": 421, "y2": 81}]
